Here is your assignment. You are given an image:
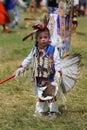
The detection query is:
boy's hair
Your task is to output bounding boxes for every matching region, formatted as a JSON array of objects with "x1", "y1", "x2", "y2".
[{"x1": 35, "y1": 27, "x2": 50, "y2": 39}]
